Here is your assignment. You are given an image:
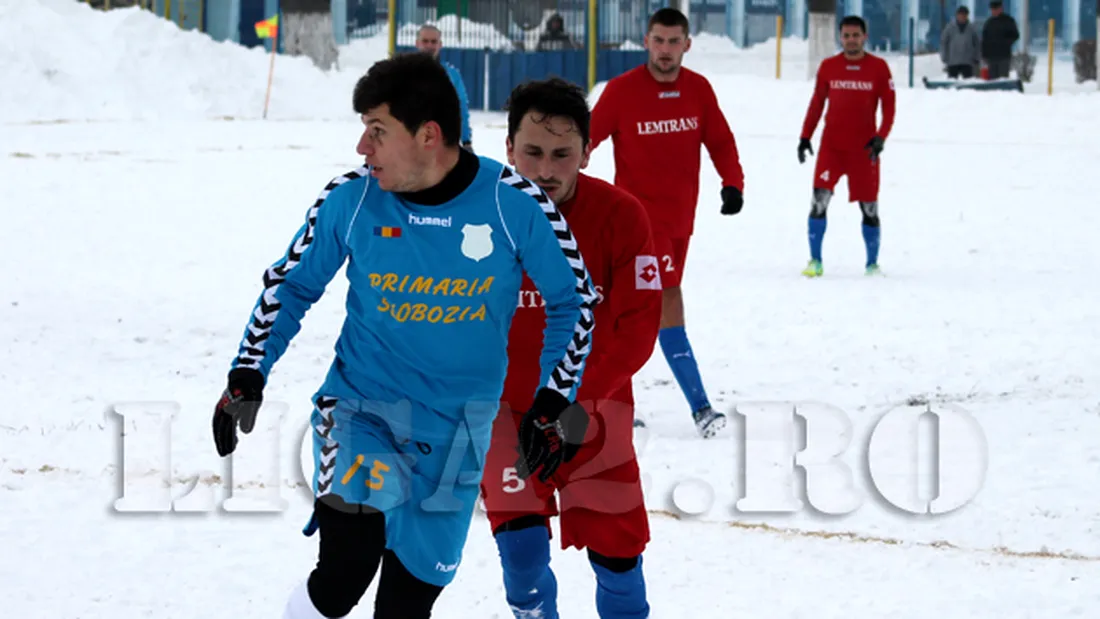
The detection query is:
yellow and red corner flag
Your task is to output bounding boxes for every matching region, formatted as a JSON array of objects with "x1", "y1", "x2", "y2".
[{"x1": 255, "y1": 14, "x2": 279, "y2": 39}]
